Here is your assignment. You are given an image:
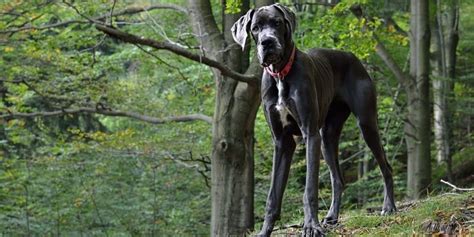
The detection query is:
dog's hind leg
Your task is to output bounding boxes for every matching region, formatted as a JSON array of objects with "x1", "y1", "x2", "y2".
[
  {"x1": 320, "y1": 101, "x2": 351, "y2": 225},
  {"x1": 357, "y1": 115, "x2": 397, "y2": 214},
  {"x1": 349, "y1": 79, "x2": 397, "y2": 215}
]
